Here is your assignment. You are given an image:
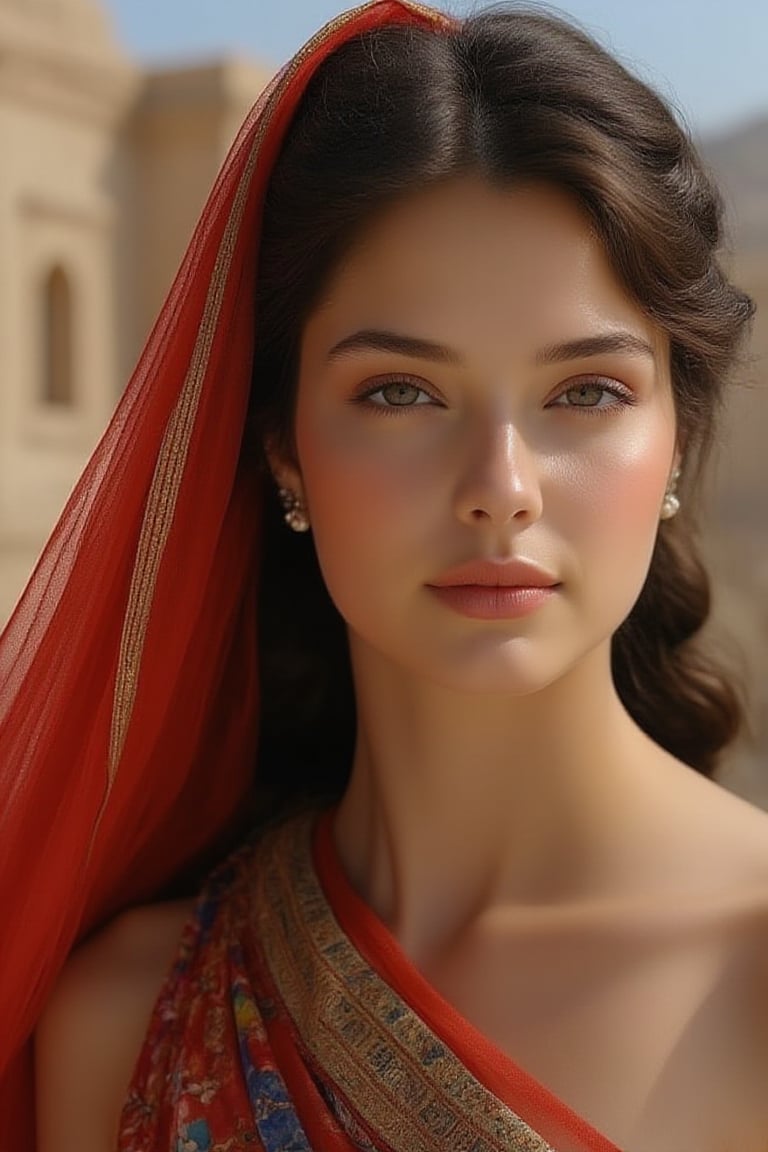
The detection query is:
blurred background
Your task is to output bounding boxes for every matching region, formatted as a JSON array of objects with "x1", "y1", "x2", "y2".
[{"x1": 0, "y1": 0, "x2": 765, "y2": 801}]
